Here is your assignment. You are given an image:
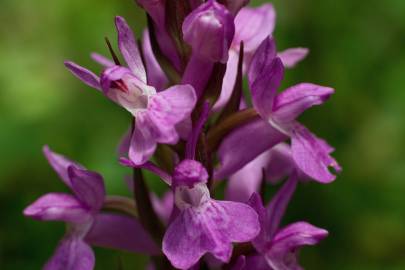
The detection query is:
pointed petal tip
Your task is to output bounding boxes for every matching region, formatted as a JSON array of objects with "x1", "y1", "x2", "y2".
[{"x1": 63, "y1": 60, "x2": 101, "y2": 90}]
